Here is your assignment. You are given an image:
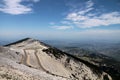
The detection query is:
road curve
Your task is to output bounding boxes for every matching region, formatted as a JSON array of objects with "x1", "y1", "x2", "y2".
[{"x1": 22, "y1": 48, "x2": 70, "y2": 79}]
